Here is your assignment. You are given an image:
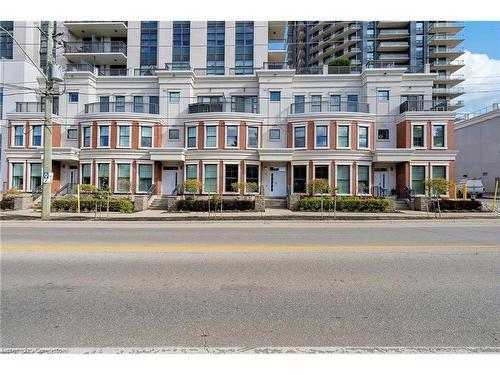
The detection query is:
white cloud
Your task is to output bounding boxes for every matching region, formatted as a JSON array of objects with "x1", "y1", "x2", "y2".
[{"x1": 458, "y1": 50, "x2": 500, "y2": 114}]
